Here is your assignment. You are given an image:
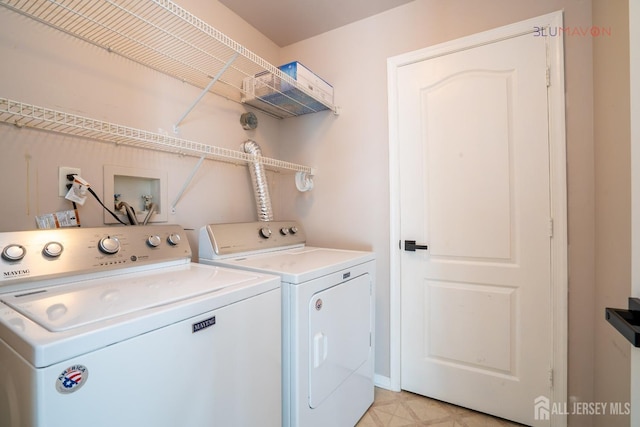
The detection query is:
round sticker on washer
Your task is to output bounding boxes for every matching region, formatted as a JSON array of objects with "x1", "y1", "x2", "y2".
[
  {"x1": 315, "y1": 298, "x2": 323, "y2": 311},
  {"x1": 56, "y1": 365, "x2": 88, "y2": 394}
]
